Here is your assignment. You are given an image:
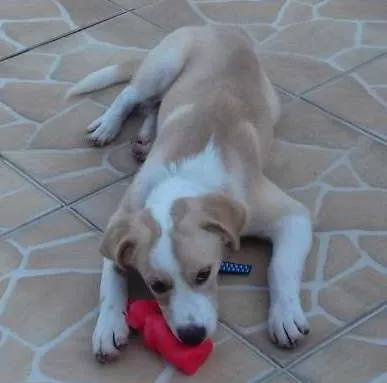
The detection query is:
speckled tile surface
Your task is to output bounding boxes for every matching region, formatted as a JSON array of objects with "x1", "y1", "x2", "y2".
[{"x1": 0, "y1": 1, "x2": 386, "y2": 382}]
